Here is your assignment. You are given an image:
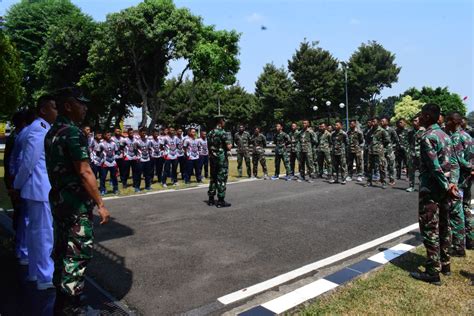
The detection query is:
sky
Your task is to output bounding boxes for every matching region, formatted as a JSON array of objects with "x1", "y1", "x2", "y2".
[{"x1": 1, "y1": 0, "x2": 473, "y2": 111}]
